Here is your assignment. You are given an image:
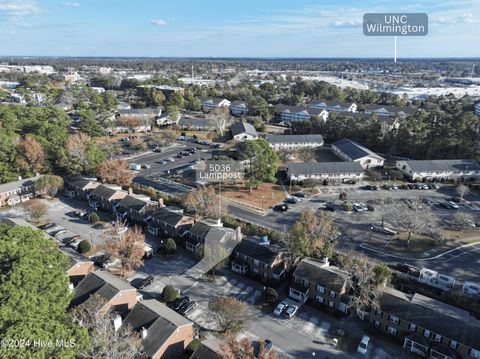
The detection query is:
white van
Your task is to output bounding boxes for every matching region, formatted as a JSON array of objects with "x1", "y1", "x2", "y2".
[
  {"x1": 130, "y1": 163, "x2": 142, "y2": 170},
  {"x1": 357, "y1": 335, "x2": 370, "y2": 354}
]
